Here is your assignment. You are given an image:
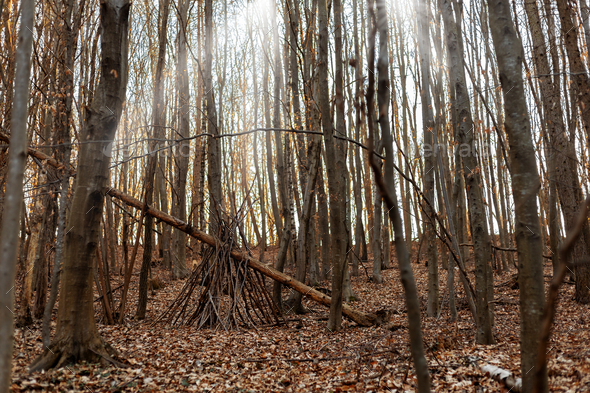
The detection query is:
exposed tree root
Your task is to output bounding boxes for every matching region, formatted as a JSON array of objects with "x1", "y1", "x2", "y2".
[{"x1": 29, "y1": 334, "x2": 125, "y2": 372}]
